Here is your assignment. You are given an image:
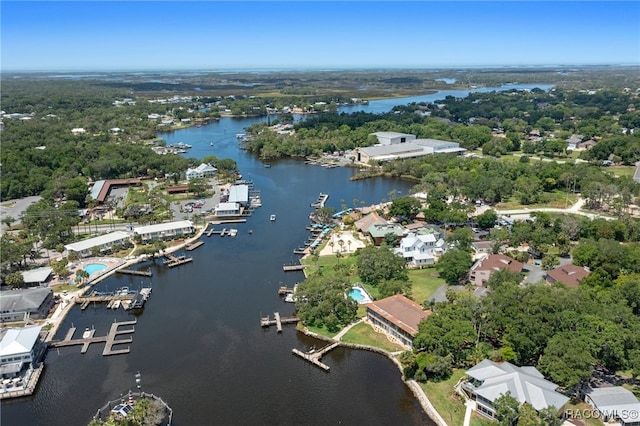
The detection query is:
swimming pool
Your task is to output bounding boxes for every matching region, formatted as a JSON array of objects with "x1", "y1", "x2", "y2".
[
  {"x1": 83, "y1": 263, "x2": 107, "y2": 275},
  {"x1": 348, "y1": 287, "x2": 372, "y2": 304}
]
